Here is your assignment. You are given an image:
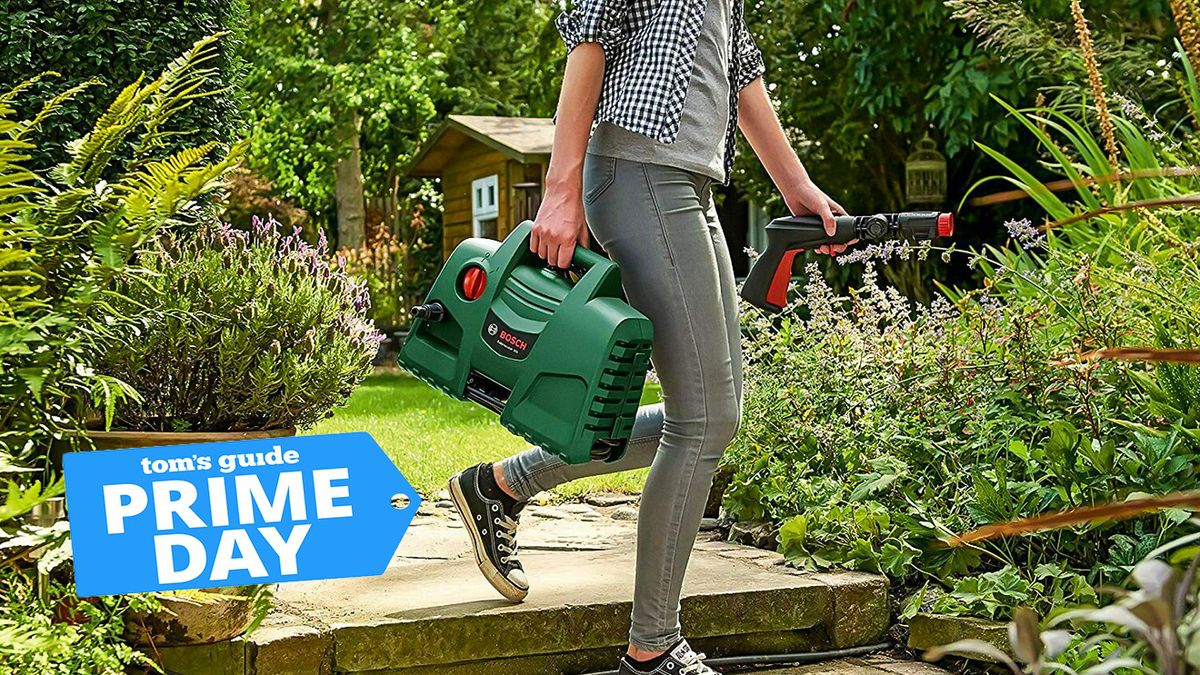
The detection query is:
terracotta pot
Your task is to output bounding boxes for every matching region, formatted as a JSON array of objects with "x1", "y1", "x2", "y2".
[
  {"x1": 86, "y1": 427, "x2": 296, "y2": 450},
  {"x1": 124, "y1": 585, "x2": 269, "y2": 646}
]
